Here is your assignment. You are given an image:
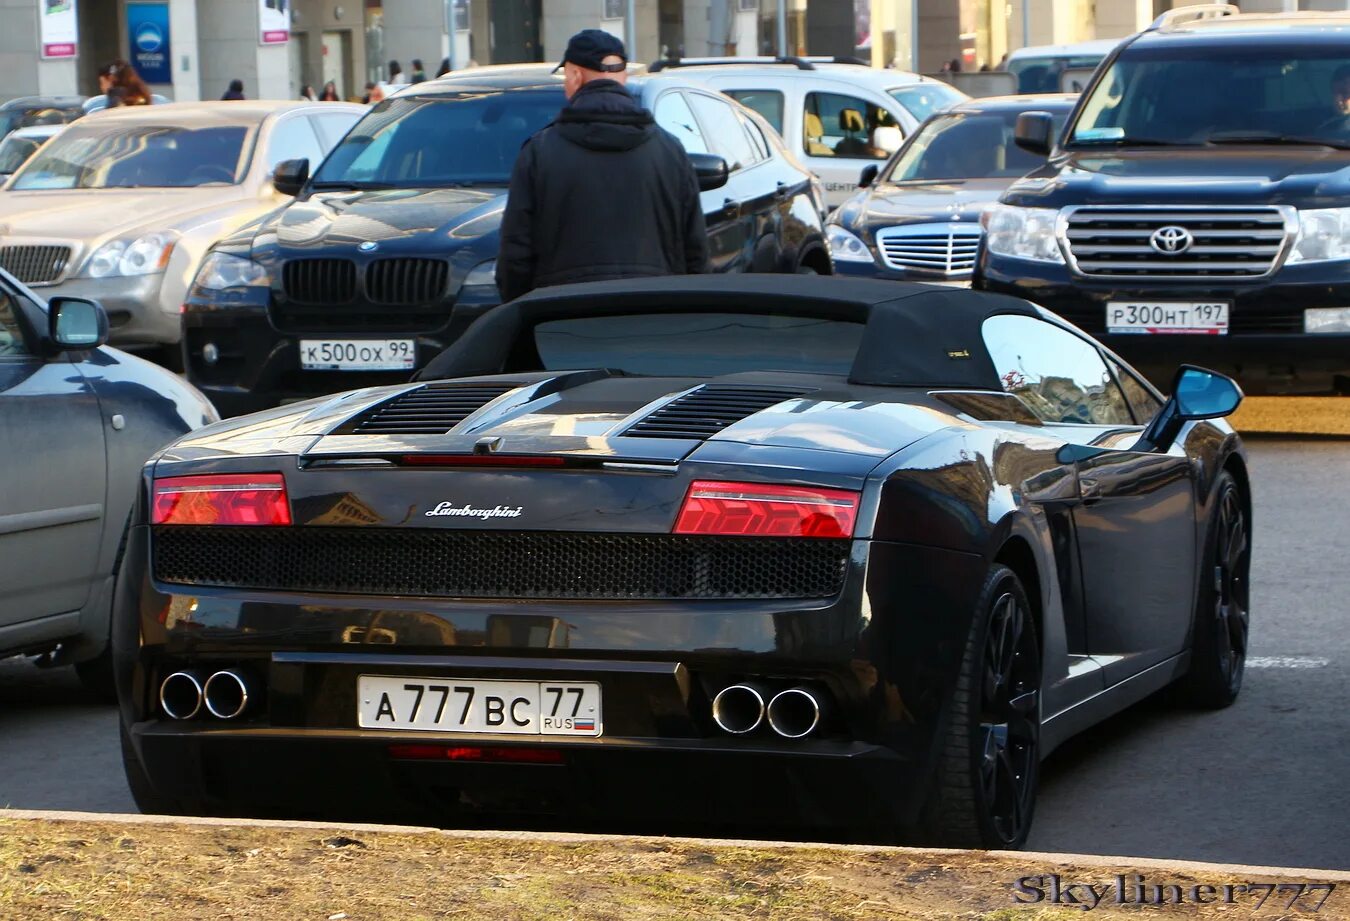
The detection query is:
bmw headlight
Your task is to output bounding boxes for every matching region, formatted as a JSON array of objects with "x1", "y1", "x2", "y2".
[
  {"x1": 826, "y1": 224, "x2": 874, "y2": 263},
  {"x1": 982, "y1": 204, "x2": 1065, "y2": 264},
  {"x1": 86, "y1": 233, "x2": 175, "y2": 278},
  {"x1": 1288, "y1": 207, "x2": 1350, "y2": 264},
  {"x1": 193, "y1": 251, "x2": 270, "y2": 291},
  {"x1": 463, "y1": 259, "x2": 497, "y2": 287}
]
